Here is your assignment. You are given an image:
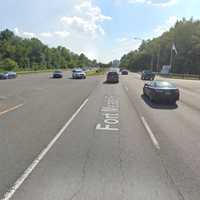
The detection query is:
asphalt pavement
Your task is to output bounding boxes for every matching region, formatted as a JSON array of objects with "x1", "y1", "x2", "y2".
[{"x1": 0, "y1": 72, "x2": 200, "y2": 200}]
